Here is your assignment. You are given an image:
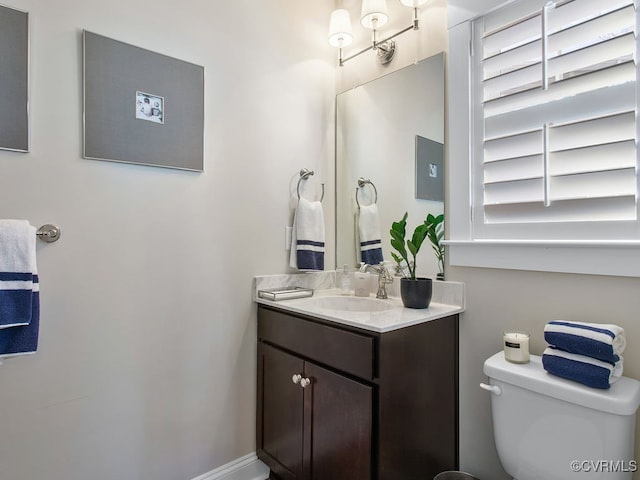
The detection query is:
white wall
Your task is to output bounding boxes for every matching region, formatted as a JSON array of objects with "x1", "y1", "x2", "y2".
[{"x1": 0, "y1": 1, "x2": 334, "y2": 479}]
